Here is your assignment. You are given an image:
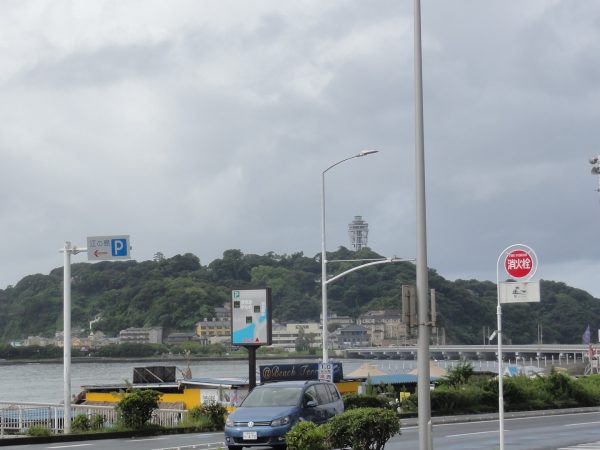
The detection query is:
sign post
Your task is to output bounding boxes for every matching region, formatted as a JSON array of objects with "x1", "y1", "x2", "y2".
[
  {"x1": 495, "y1": 244, "x2": 538, "y2": 450},
  {"x1": 61, "y1": 235, "x2": 131, "y2": 433},
  {"x1": 231, "y1": 289, "x2": 272, "y2": 390}
]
